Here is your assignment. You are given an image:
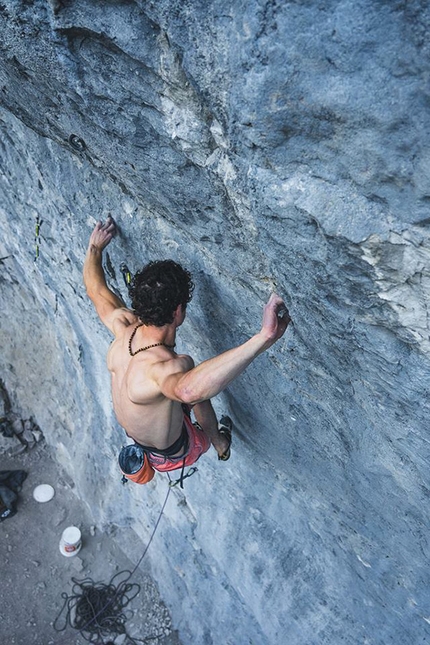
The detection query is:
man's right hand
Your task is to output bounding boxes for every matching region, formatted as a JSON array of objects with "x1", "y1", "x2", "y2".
[
  {"x1": 88, "y1": 216, "x2": 116, "y2": 252},
  {"x1": 259, "y1": 293, "x2": 291, "y2": 345}
]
